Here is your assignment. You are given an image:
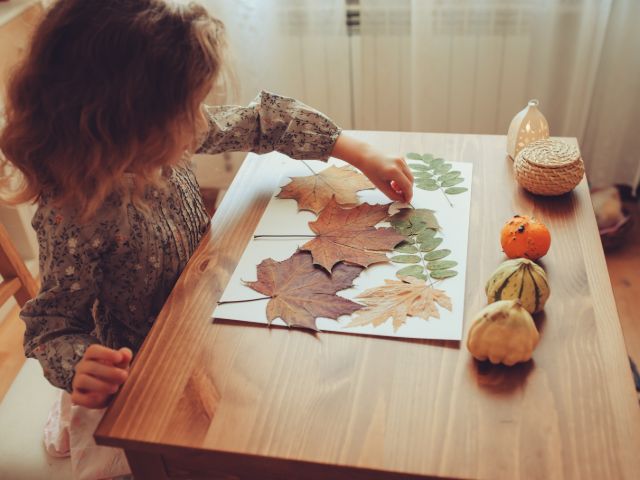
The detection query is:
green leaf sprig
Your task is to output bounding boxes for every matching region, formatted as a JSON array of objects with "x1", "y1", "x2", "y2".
[
  {"x1": 406, "y1": 153, "x2": 468, "y2": 206},
  {"x1": 387, "y1": 208, "x2": 458, "y2": 282}
]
